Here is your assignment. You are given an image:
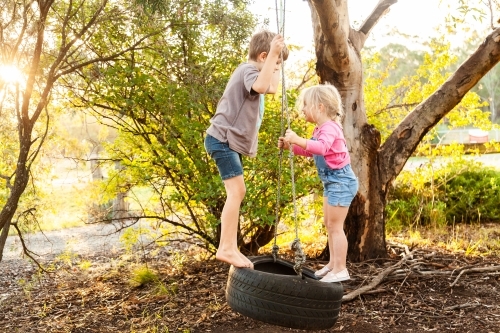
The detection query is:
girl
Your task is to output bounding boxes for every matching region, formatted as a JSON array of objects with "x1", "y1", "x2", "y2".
[{"x1": 278, "y1": 84, "x2": 358, "y2": 283}]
